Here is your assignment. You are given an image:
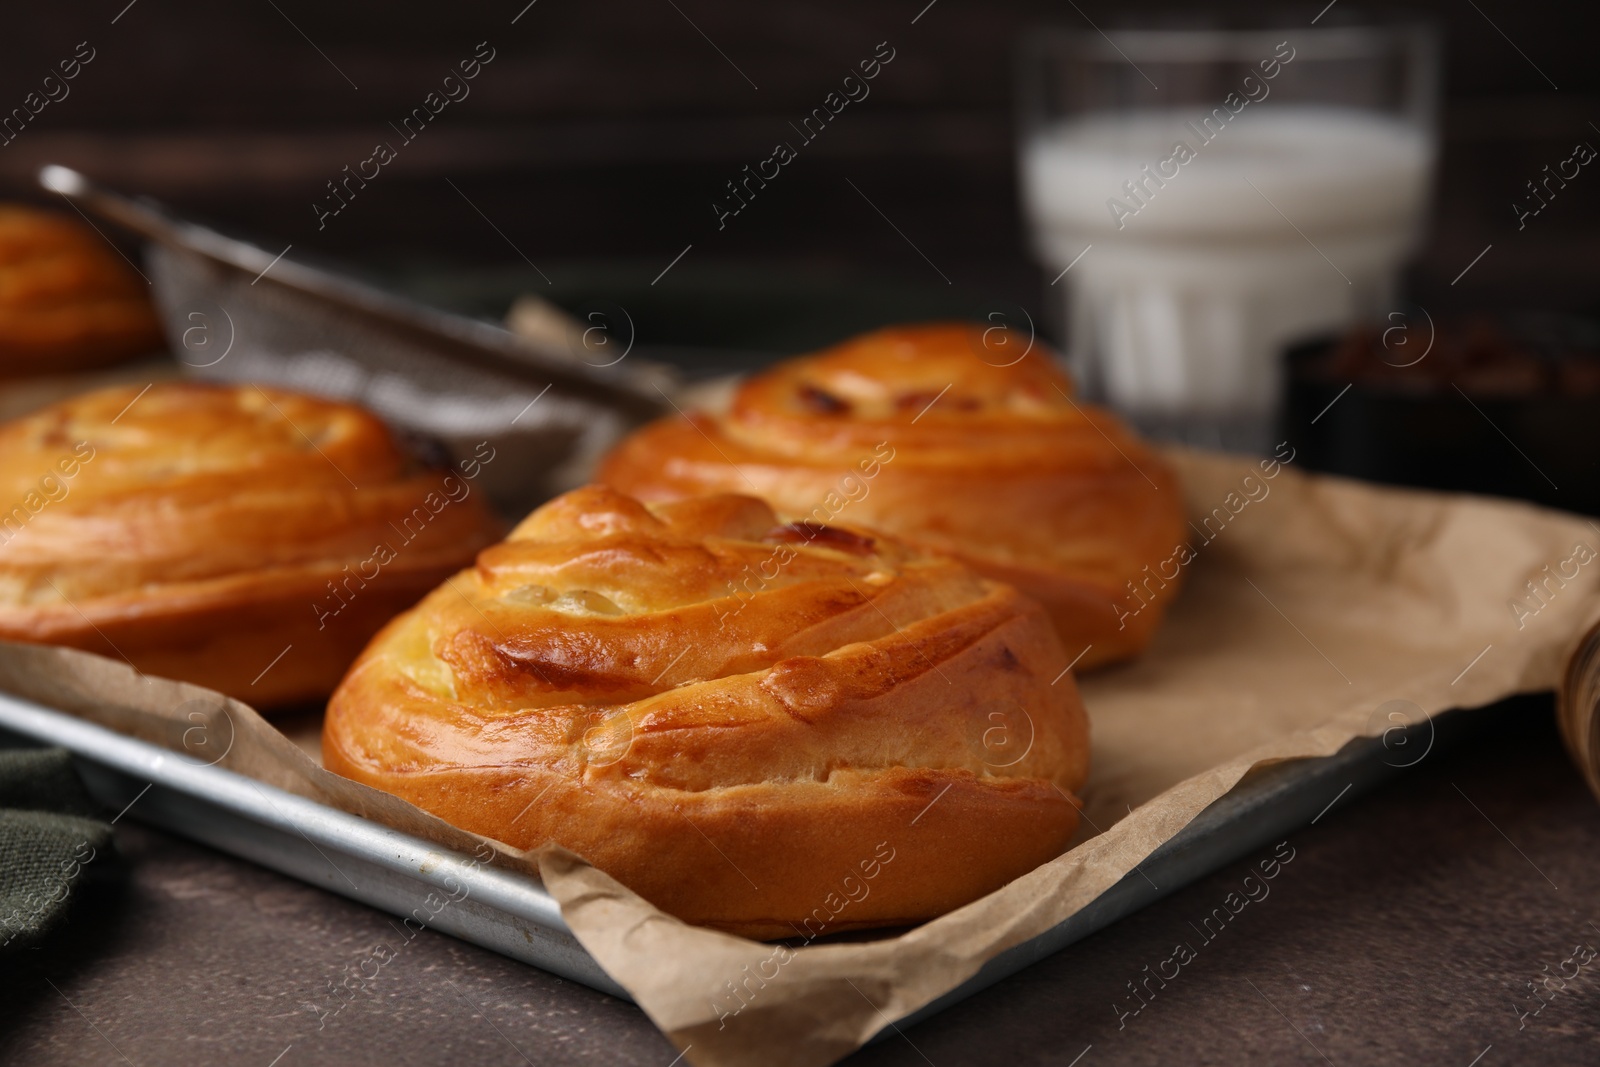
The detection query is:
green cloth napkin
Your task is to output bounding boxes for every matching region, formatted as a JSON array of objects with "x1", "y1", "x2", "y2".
[{"x1": 0, "y1": 748, "x2": 113, "y2": 952}]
